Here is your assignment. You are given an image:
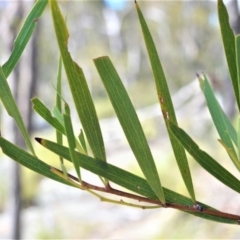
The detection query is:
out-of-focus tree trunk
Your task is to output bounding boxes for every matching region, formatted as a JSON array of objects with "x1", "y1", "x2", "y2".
[
  {"x1": 2, "y1": 3, "x2": 24, "y2": 239},
  {"x1": 1, "y1": 1, "x2": 38, "y2": 239}
]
